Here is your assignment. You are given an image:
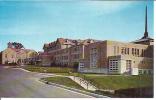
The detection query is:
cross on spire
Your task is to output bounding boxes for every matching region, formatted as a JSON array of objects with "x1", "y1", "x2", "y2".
[{"x1": 142, "y1": 5, "x2": 148, "y2": 39}]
